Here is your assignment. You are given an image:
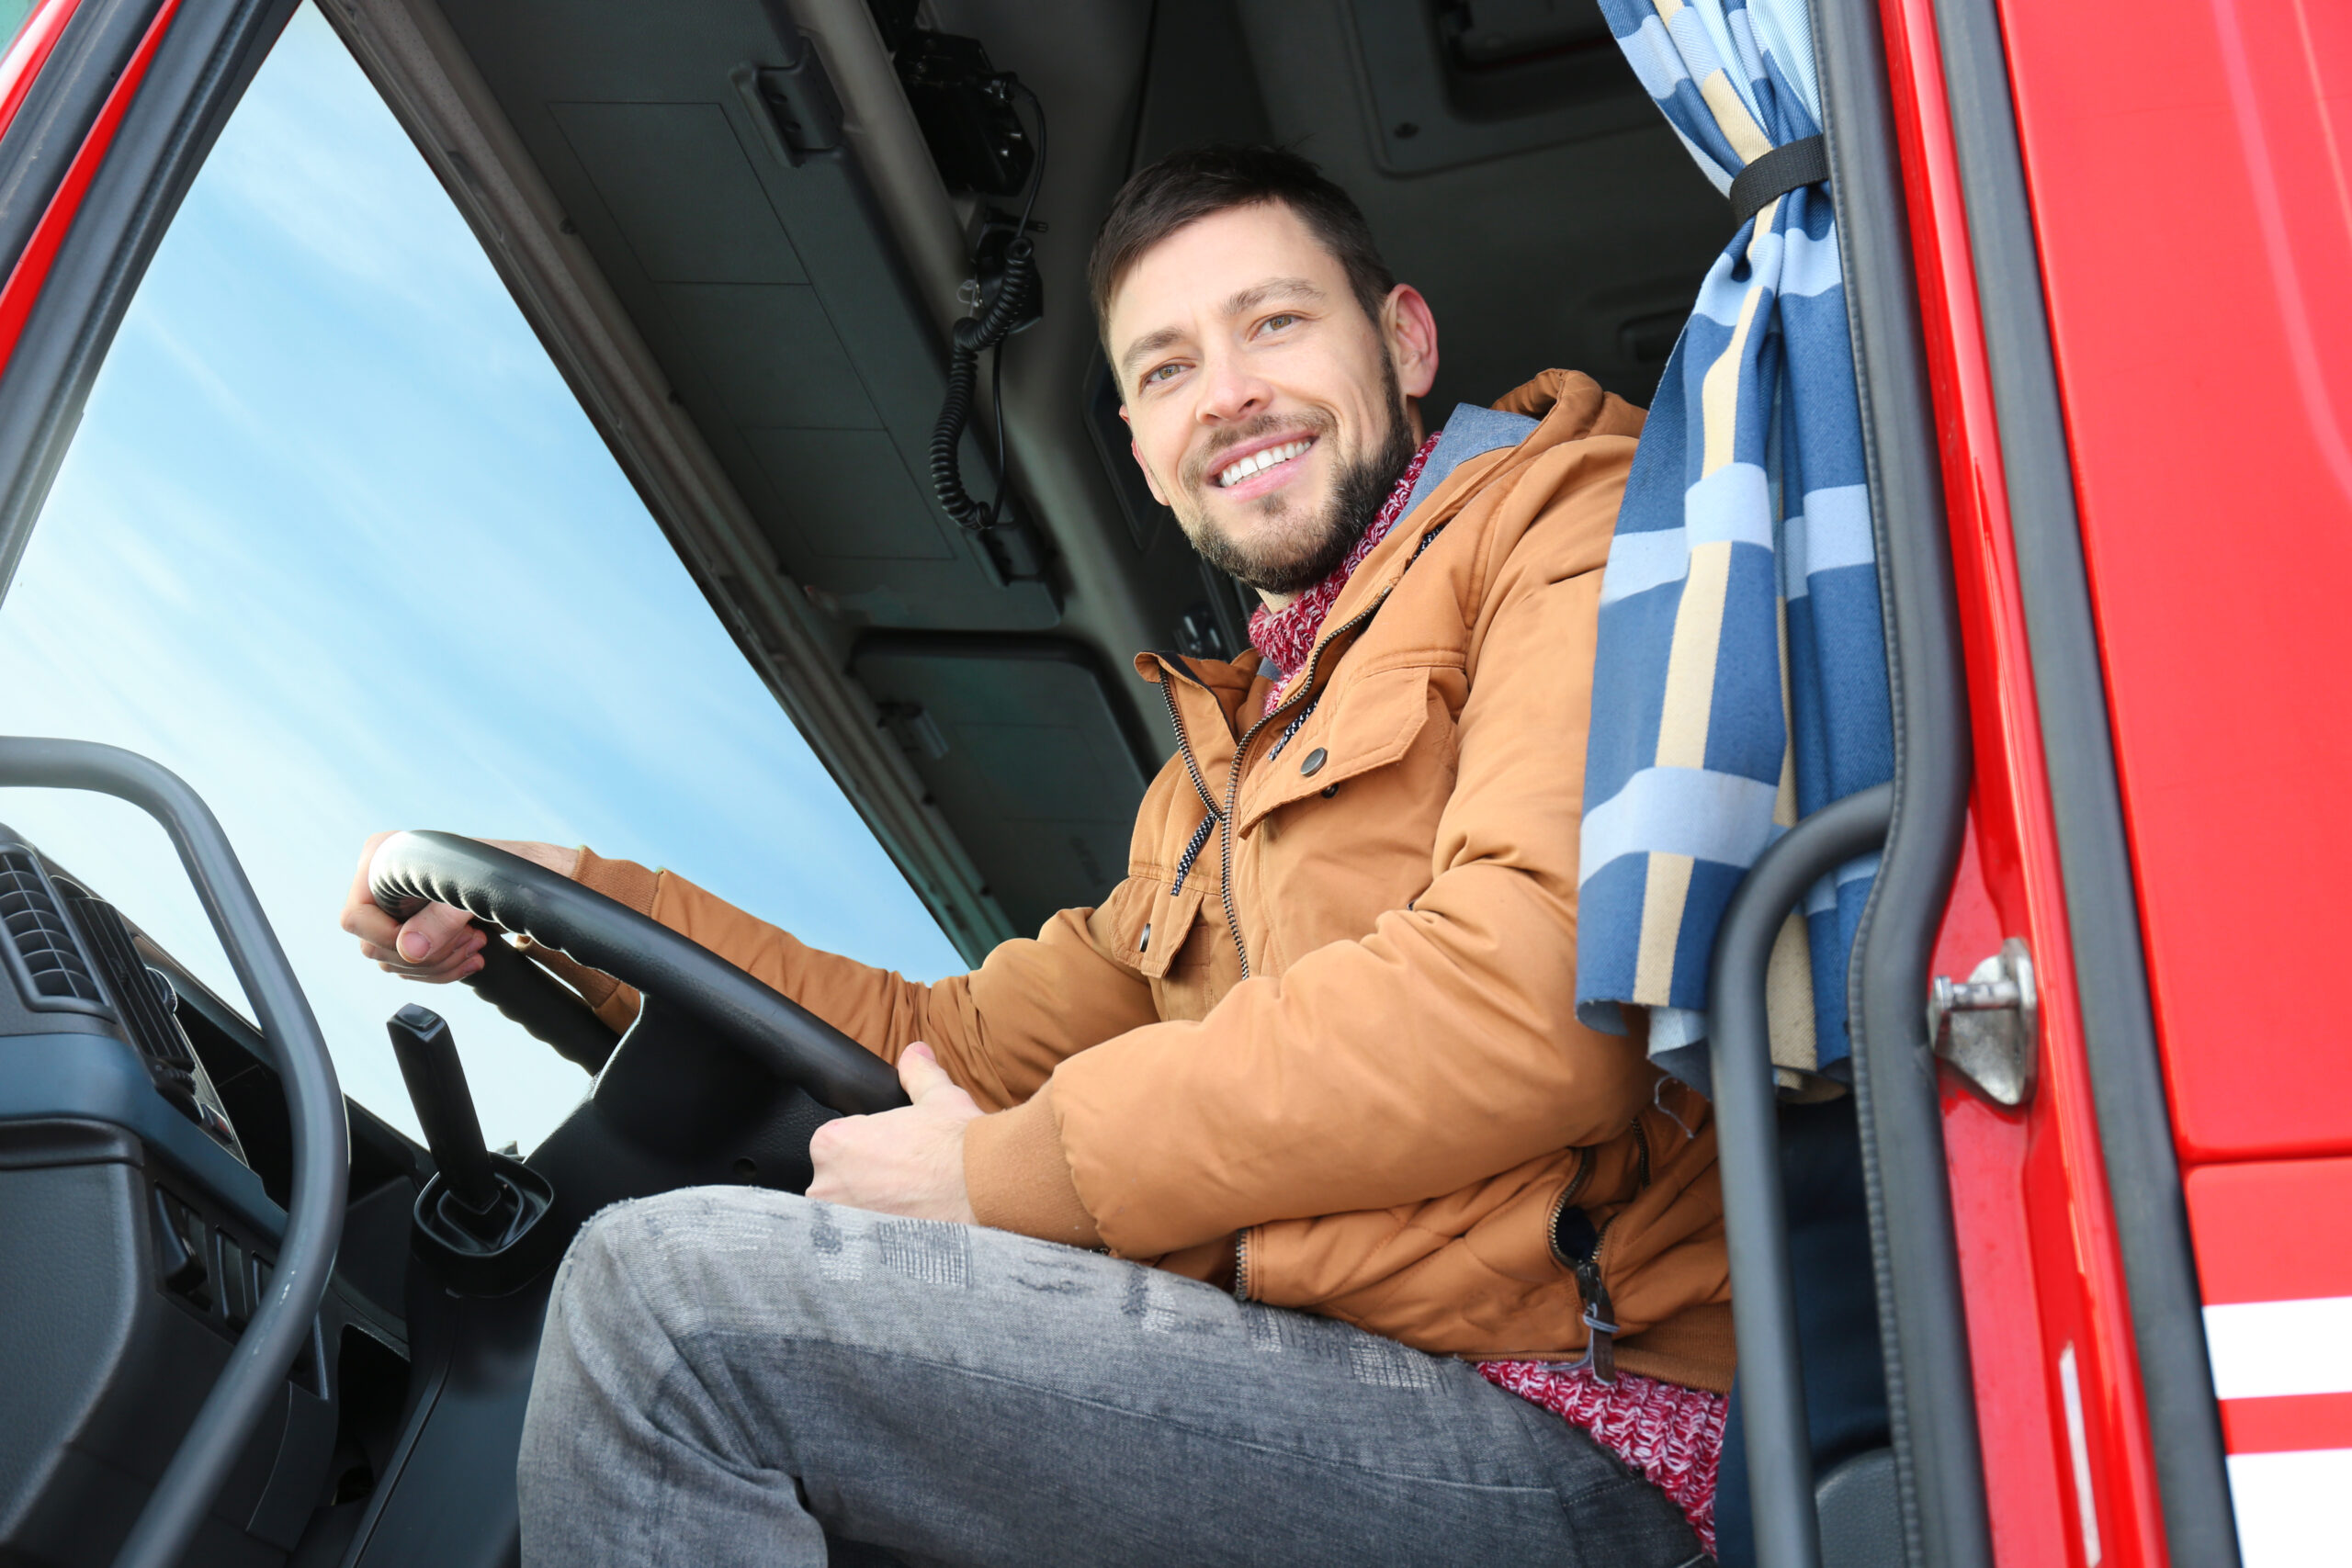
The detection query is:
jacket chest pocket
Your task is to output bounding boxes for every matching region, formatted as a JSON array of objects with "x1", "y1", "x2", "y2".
[
  {"x1": 1236, "y1": 663, "x2": 1455, "y2": 839},
  {"x1": 1134, "y1": 880, "x2": 1208, "y2": 980},
  {"x1": 1139, "y1": 879, "x2": 1236, "y2": 1019}
]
